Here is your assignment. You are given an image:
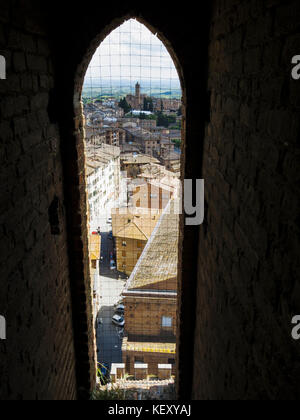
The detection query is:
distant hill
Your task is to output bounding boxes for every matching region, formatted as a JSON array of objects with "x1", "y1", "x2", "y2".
[{"x1": 82, "y1": 78, "x2": 182, "y2": 100}]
